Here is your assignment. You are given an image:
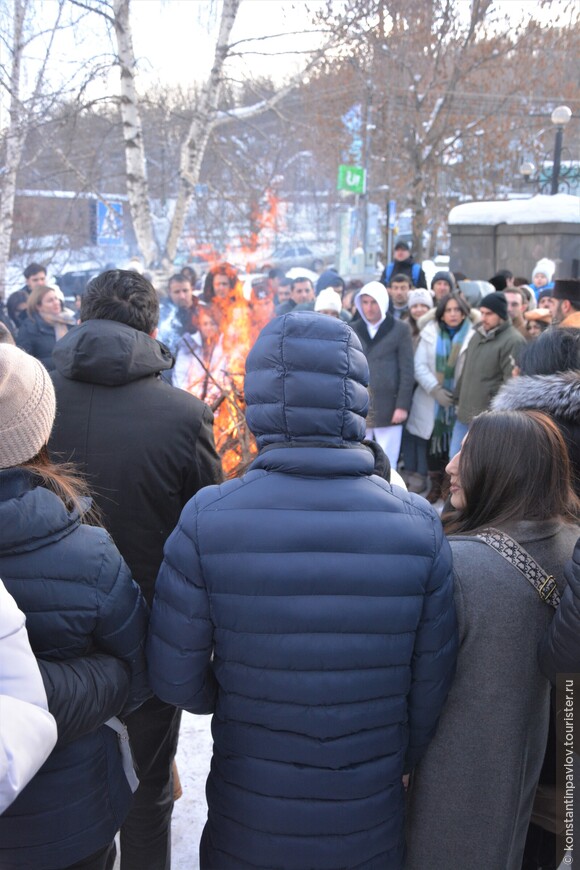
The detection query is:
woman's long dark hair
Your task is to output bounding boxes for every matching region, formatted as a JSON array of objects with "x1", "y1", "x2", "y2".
[
  {"x1": 434, "y1": 292, "x2": 470, "y2": 325},
  {"x1": 21, "y1": 445, "x2": 101, "y2": 524},
  {"x1": 443, "y1": 410, "x2": 580, "y2": 534}
]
